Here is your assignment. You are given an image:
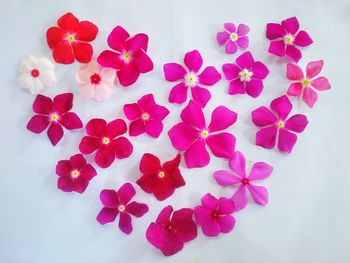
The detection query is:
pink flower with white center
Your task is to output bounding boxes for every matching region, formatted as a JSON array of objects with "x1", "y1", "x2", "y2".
[
  {"x1": 168, "y1": 100, "x2": 237, "y2": 168},
  {"x1": 194, "y1": 193, "x2": 236, "y2": 237},
  {"x1": 163, "y1": 50, "x2": 221, "y2": 108},
  {"x1": 216, "y1": 22, "x2": 250, "y2": 54},
  {"x1": 251, "y1": 95, "x2": 309, "y2": 153},
  {"x1": 222, "y1": 51, "x2": 269, "y2": 98},
  {"x1": 214, "y1": 151, "x2": 273, "y2": 211},
  {"x1": 123, "y1": 94, "x2": 169, "y2": 138},
  {"x1": 266, "y1": 16, "x2": 313, "y2": 62},
  {"x1": 286, "y1": 60, "x2": 331, "y2": 108},
  {"x1": 76, "y1": 60, "x2": 116, "y2": 102}
]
